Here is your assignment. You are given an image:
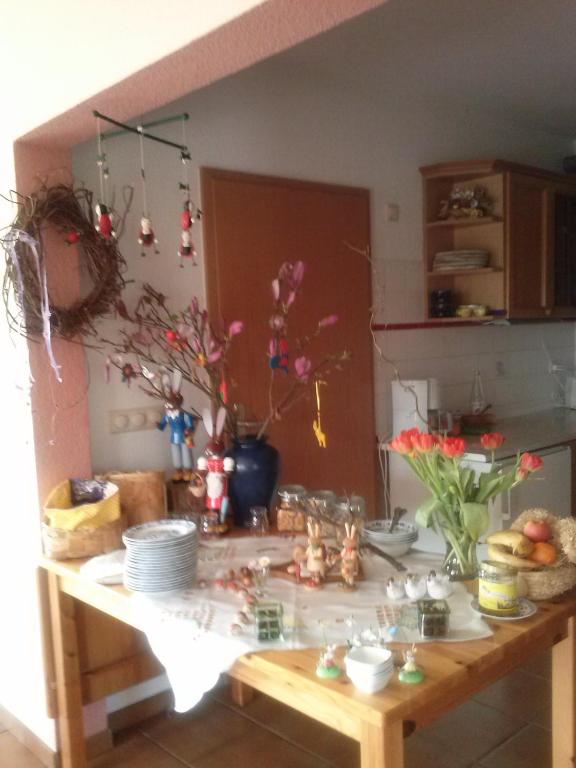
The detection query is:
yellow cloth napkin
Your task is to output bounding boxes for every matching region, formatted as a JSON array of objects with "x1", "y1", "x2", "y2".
[{"x1": 44, "y1": 480, "x2": 120, "y2": 531}]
